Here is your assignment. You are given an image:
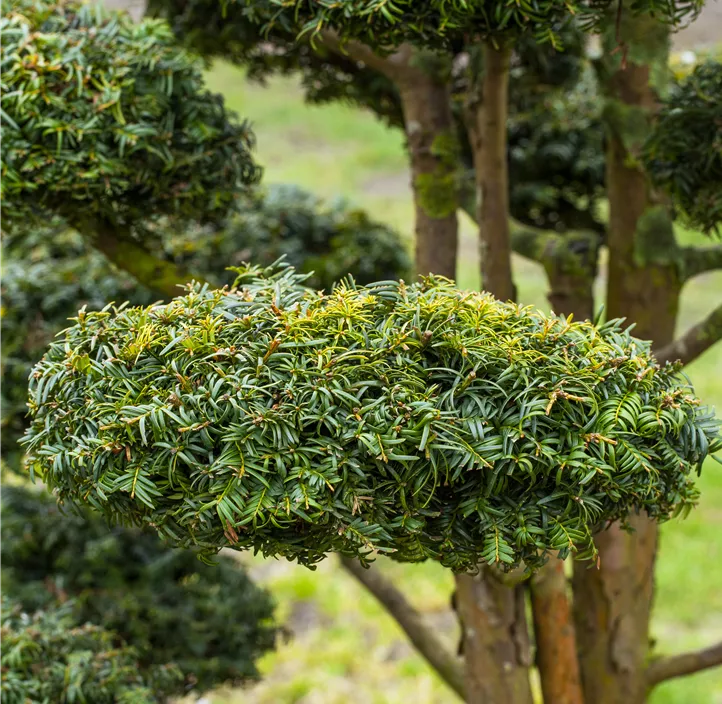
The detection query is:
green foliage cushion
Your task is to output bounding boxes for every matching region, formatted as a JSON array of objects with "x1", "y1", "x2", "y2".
[
  {"x1": 22, "y1": 266, "x2": 720, "y2": 572},
  {"x1": 1, "y1": 597, "x2": 182, "y2": 704},
  {"x1": 1, "y1": 185, "x2": 410, "y2": 468},
  {"x1": 644, "y1": 61, "x2": 722, "y2": 234},
  {"x1": 1, "y1": 0, "x2": 260, "y2": 232},
  {"x1": 2, "y1": 484, "x2": 277, "y2": 697}
]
